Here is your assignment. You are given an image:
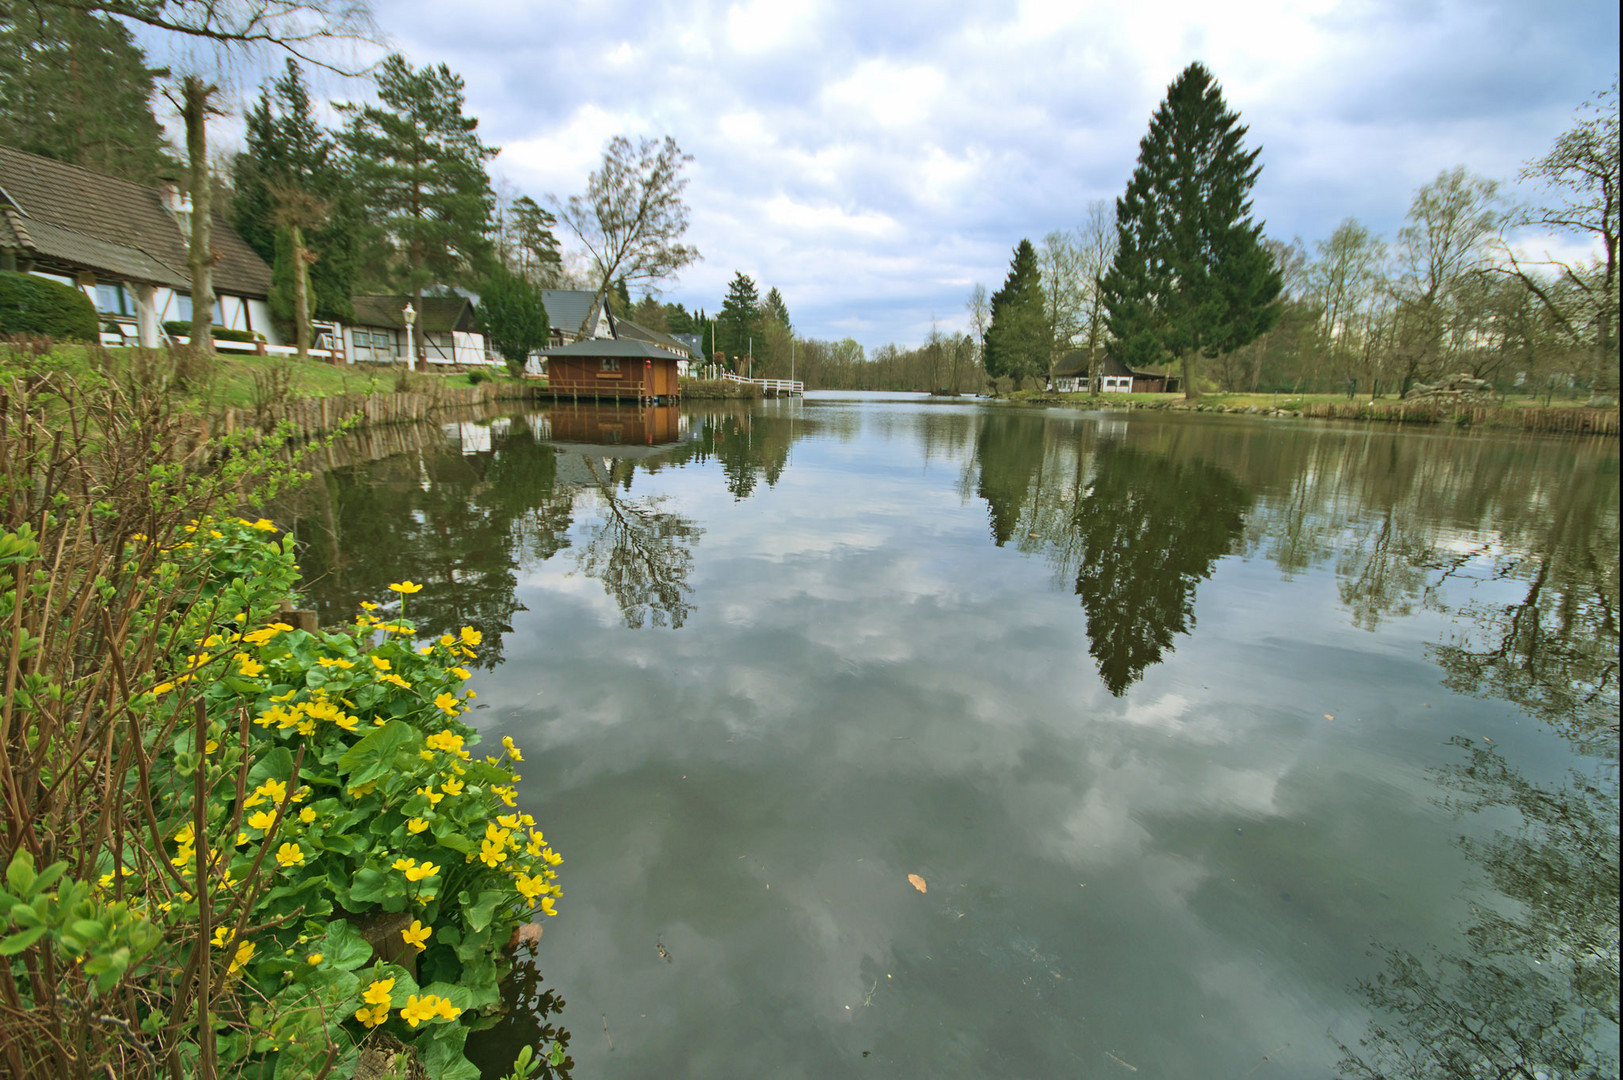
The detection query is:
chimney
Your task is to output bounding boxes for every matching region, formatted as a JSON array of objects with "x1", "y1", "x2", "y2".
[{"x1": 160, "y1": 183, "x2": 184, "y2": 212}]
